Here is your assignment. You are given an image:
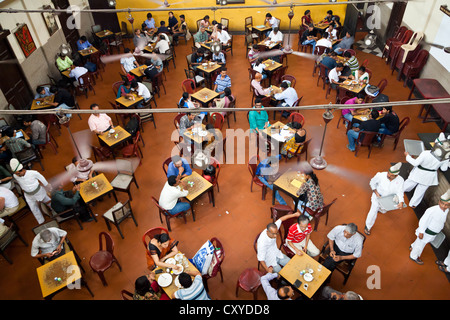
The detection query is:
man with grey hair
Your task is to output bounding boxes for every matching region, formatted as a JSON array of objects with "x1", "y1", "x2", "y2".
[
  {"x1": 31, "y1": 227, "x2": 67, "y2": 261},
  {"x1": 321, "y1": 286, "x2": 362, "y2": 300},
  {"x1": 322, "y1": 223, "x2": 364, "y2": 272}
]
